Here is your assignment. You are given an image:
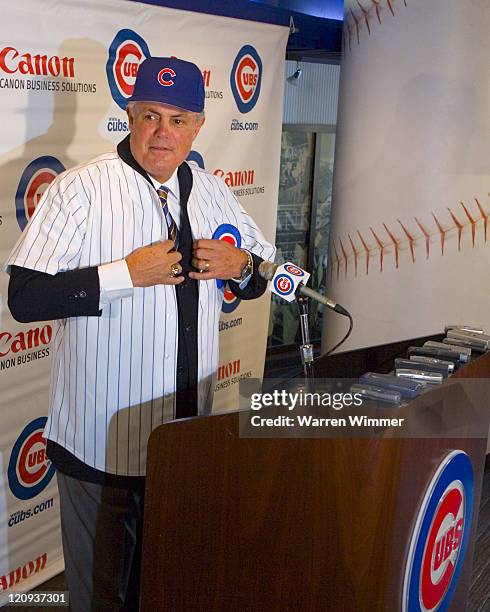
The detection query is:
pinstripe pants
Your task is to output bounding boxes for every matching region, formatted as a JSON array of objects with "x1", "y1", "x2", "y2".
[{"x1": 56, "y1": 472, "x2": 145, "y2": 612}]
